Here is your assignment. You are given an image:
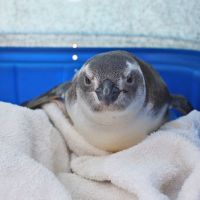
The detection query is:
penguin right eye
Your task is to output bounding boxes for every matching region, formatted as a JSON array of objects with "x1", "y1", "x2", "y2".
[
  {"x1": 126, "y1": 74, "x2": 133, "y2": 84},
  {"x1": 84, "y1": 75, "x2": 92, "y2": 85}
]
